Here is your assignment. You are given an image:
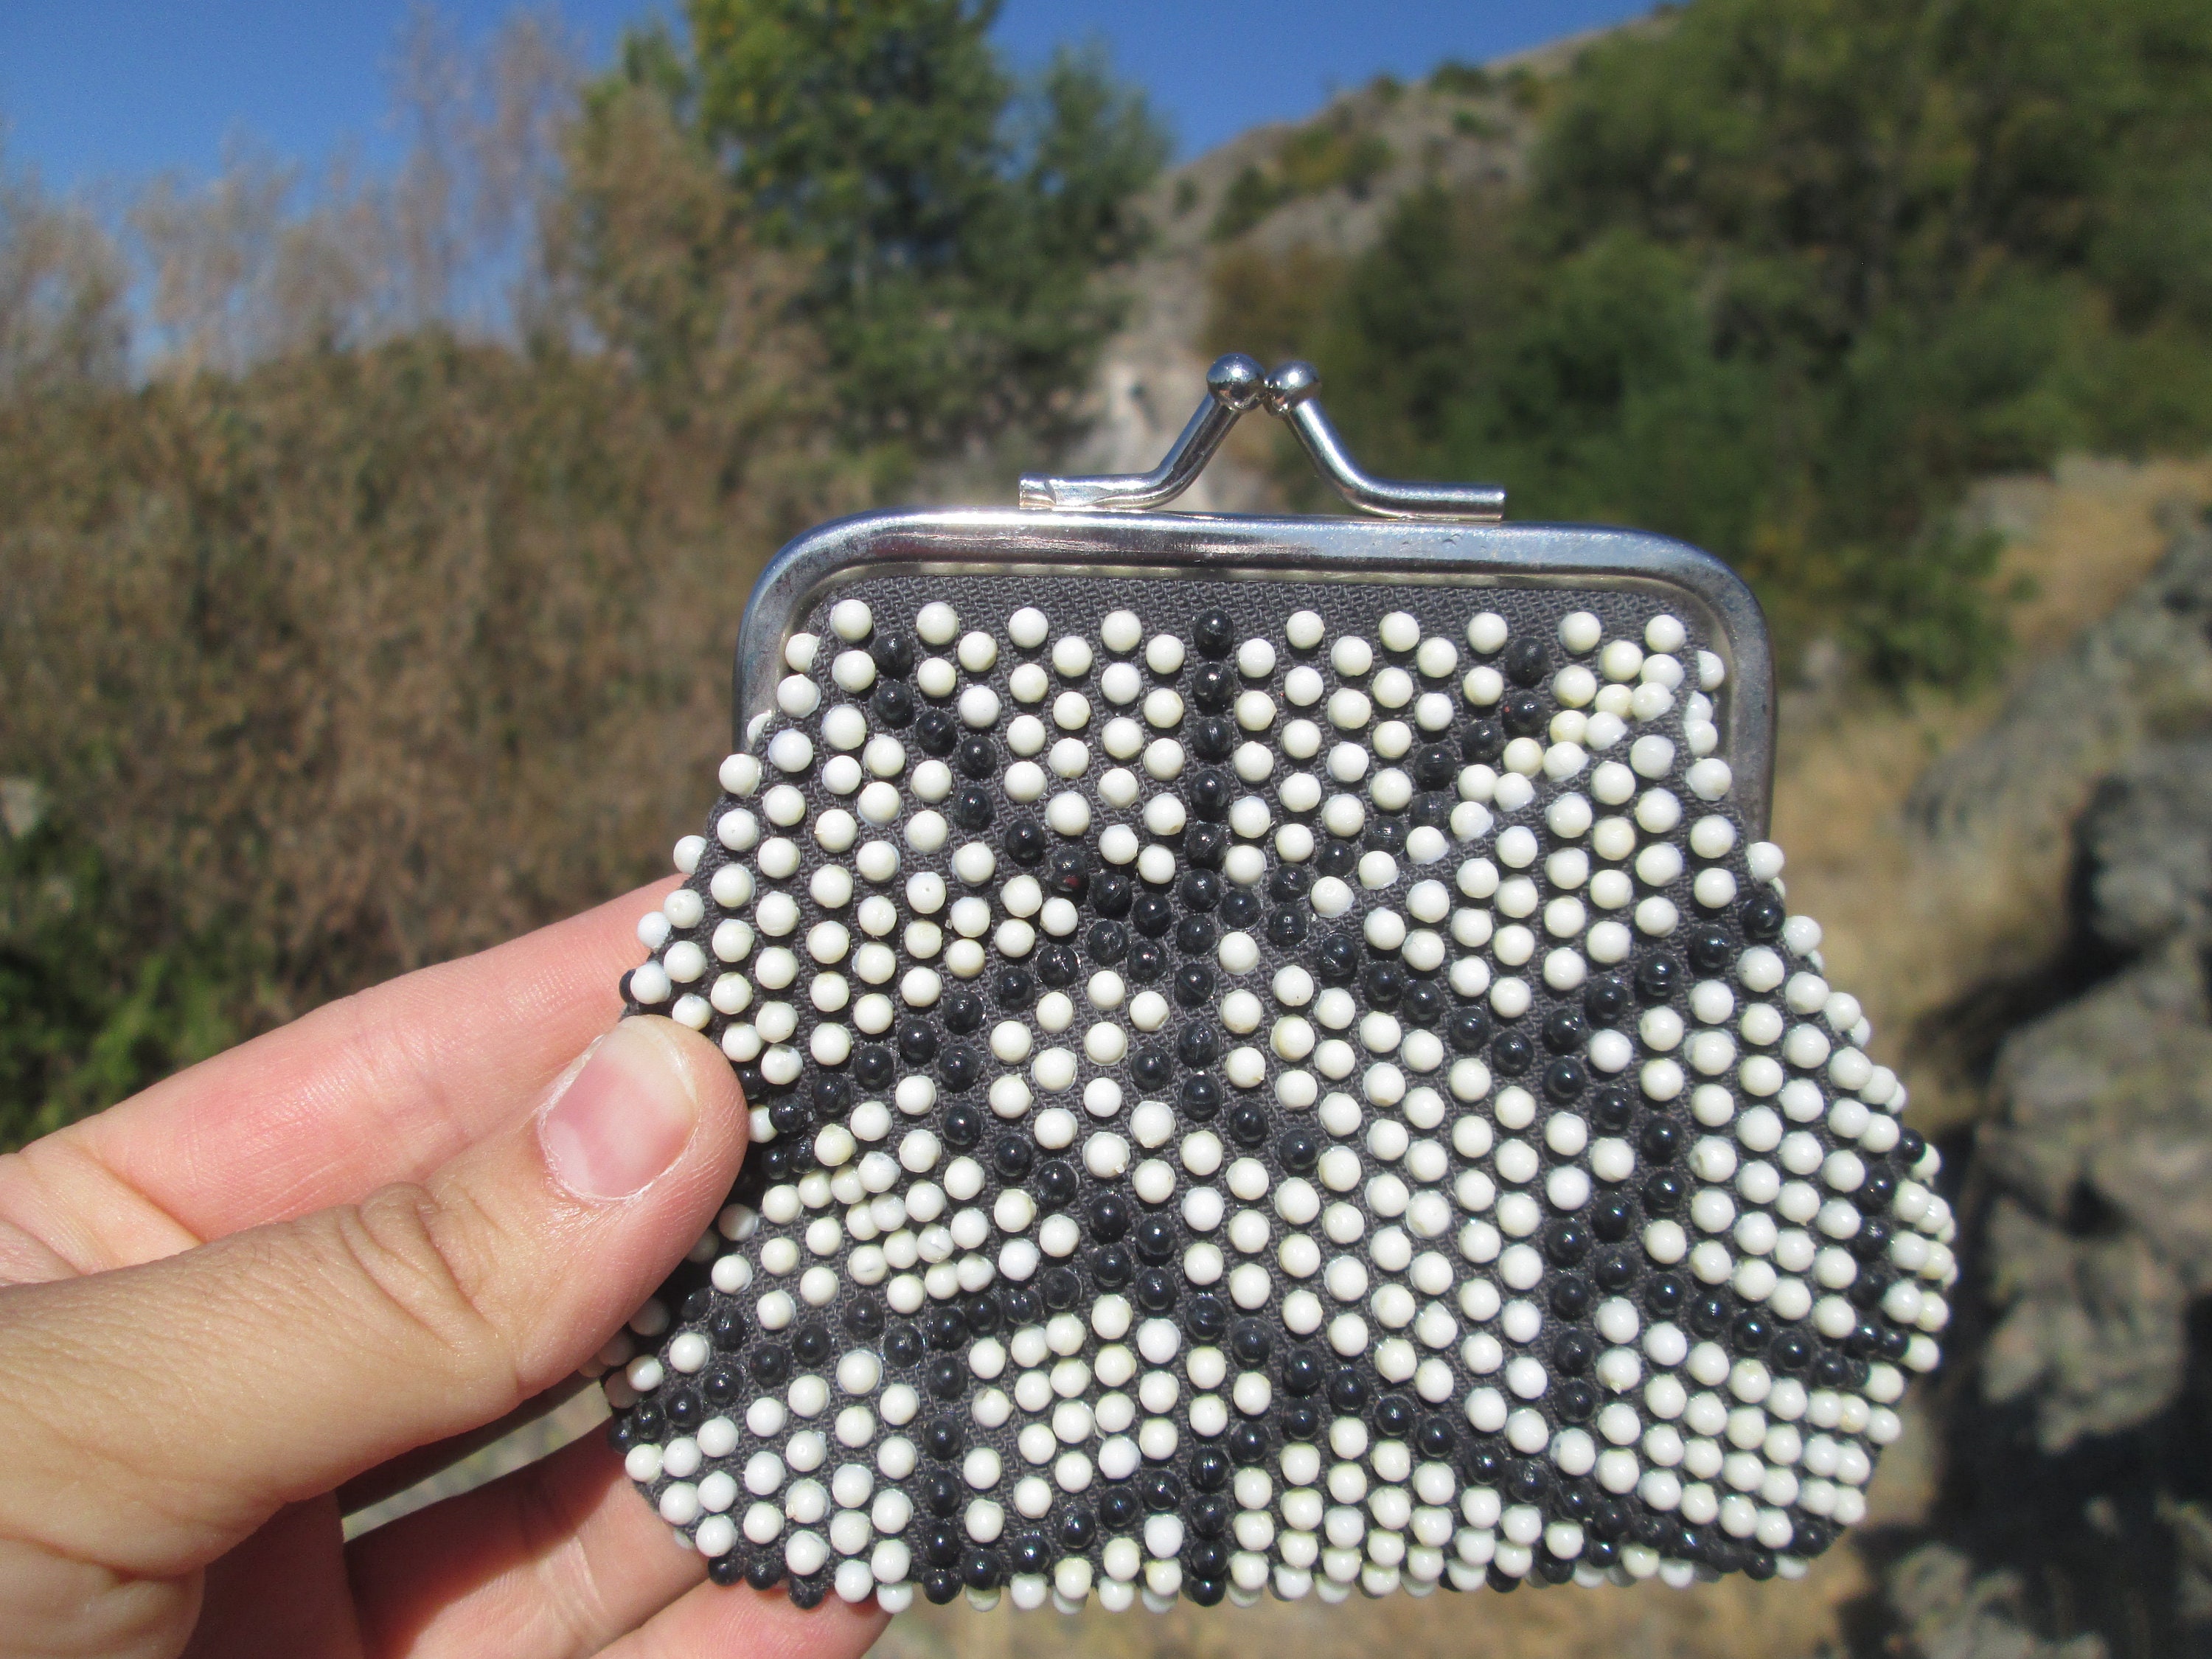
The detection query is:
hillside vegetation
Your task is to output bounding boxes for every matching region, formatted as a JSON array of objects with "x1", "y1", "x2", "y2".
[{"x1": 1209, "y1": 0, "x2": 2212, "y2": 682}]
